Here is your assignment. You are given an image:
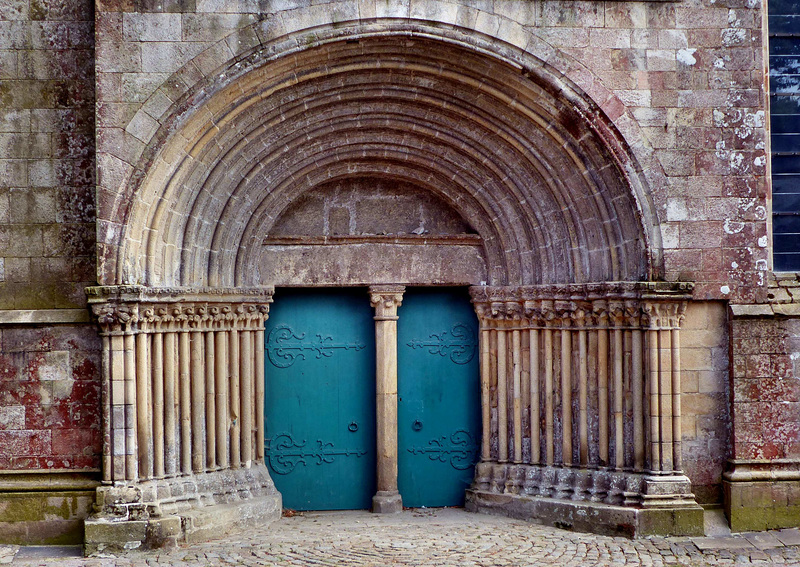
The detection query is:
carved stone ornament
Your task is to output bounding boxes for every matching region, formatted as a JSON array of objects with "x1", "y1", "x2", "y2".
[
  {"x1": 86, "y1": 286, "x2": 274, "y2": 334},
  {"x1": 470, "y1": 282, "x2": 692, "y2": 329},
  {"x1": 369, "y1": 285, "x2": 405, "y2": 320}
]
